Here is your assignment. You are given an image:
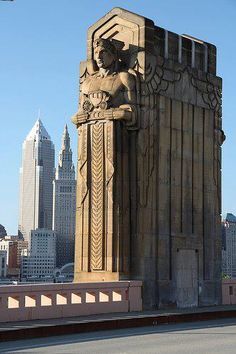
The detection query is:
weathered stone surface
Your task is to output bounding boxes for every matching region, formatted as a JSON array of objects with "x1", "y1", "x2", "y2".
[{"x1": 72, "y1": 7, "x2": 224, "y2": 309}]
